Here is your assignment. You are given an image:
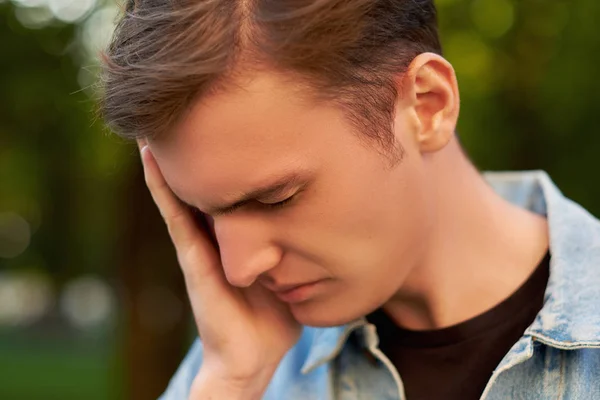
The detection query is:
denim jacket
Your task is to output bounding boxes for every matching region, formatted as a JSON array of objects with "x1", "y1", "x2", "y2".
[{"x1": 160, "y1": 171, "x2": 600, "y2": 400}]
